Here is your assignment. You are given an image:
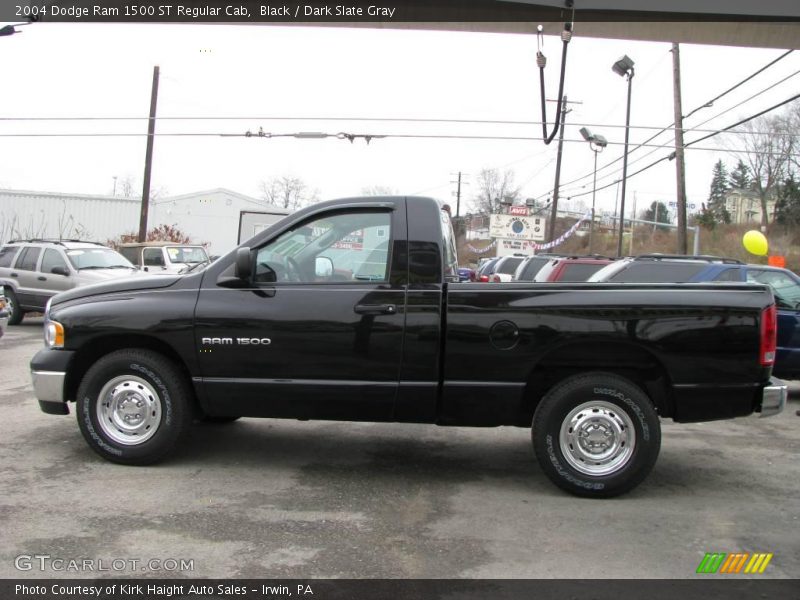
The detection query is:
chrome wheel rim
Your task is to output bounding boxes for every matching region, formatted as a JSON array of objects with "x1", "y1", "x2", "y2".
[
  {"x1": 559, "y1": 401, "x2": 635, "y2": 476},
  {"x1": 96, "y1": 375, "x2": 162, "y2": 445},
  {"x1": 6, "y1": 294, "x2": 15, "y2": 317}
]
